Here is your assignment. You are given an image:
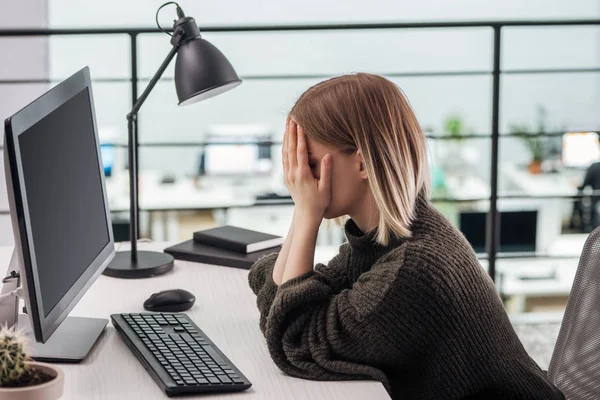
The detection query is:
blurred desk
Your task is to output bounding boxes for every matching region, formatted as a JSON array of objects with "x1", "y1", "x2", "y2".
[
  {"x1": 444, "y1": 175, "x2": 490, "y2": 200},
  {"x1": 489, "y1": 233, "x2": 587, "y2": 314},
  {"x1": 105, "y1": 174, "x2": 287, "y2": 241},
  {"x1": 498, "y1": 165, "x2": 586, "y2": 255},
  {"x1": 501, "y1": 164, "x2": 582, "y2": 197},
  {"x1": 106, "y1": 175, "x2": 271, "y2": 212}
]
